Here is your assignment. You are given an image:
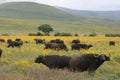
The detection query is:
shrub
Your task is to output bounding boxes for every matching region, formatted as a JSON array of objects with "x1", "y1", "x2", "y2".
[
  {"x1": 74, "y1": 34, "x2": 79, "y2": 36},
  {"x1": 28, "y1": 33, "x2": 37, "y2": 36},
  {"x1": 54, "y1": 32, "x2": 73, "y2": 36},
  {"x1": 28, "y1": 32, "x2": 43, "y2": 36},
  {"x1": 1, "y1": 33, "x2": 10, "y2": 36},
  {"x1": 36, "y1": 32, "x2": 43, "y2": 36},
  {"x1": 105, "y1": 33, "x2": 120, "y2": 37},
  {"x1": 89, "y1": 32, "x2": 97, "y2": 37}
]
